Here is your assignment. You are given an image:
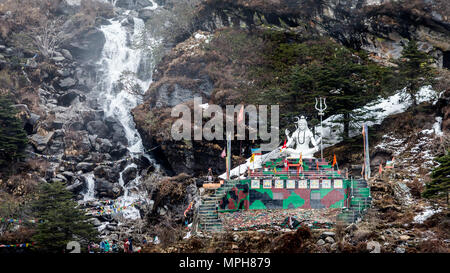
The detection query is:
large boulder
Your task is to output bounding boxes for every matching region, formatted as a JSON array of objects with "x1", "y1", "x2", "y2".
[
  {"x1": 57, "y1": 77, "x2": 77, "y2": 90},
  {"x1": 94, "y1": 165, "x2": 120, "y2": 182},
  {"x1": 122, "y1": 165, "x2": 137, "y2": 185},
  {"x1": 116, "y1": 0, "x2": 153, "y2": 10},
  {"x1": 60, "y1": 49, "x2": 73, "y2": 60},
  {"x1": 95, "y1": 138, "x2": 113, "y2": 153},
  {"x1": 104, "y1": 117, "x2": 128, "y2": 144},
  {"x1": 138, "y1": 7, "x2": 154, "y2": 21},
  {"x1": 80, "y1": 110, "x2": 104, "y2": 126},
  {"x1": 29, "y1": 132, "x2": 54, "y2": 152},
  {"x1": 64, "y1": 28, "x2": 106, "y2": 62},
  {"x1": 66, "y1": 179, "x2": 84, "y2": 194},
  {"x1": 76, "y1": 162, "x2": 95, "y2": 172},
  {"x1": 86, "y1": 120, "x2": 109, "y2": 138},
  {"x1": 110, "y1": 144, "x2": 129, "y2": 160},
  {"x1": 95, "y1": 179, "x2": 122, "y2": 199},
  {"x1": 57, "y1": 90, "x2": 79, "y2": 106}
]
